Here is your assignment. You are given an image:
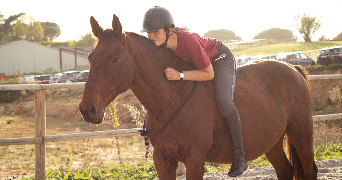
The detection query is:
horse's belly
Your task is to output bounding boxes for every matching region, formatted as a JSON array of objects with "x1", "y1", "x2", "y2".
[{"x1": 209, "y1": 97, "x2": 288, "y2": 163}]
